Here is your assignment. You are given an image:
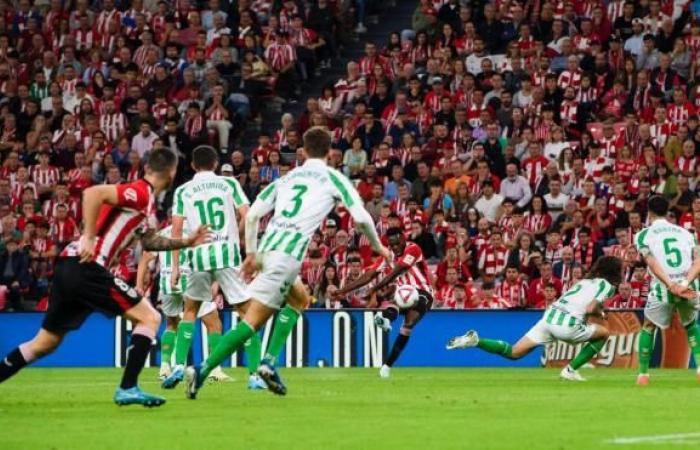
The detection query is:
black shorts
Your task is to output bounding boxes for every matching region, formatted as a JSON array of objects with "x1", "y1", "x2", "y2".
[{"x1": 42, "y1": 257, "x2": 142, "y2": 334}]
